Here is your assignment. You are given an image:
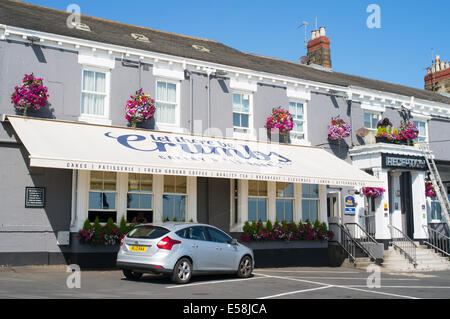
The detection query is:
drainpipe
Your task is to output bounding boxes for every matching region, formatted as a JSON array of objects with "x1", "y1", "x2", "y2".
[
  {"x1": 205, "y1": 68, "x2": 214, "y2": 130},
  {"x1": 184, "y1": 66, "x2": 194, "y2": 134},
  {"x1": 70, "y1": 169, "x2": 78, "y2": 229}
]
